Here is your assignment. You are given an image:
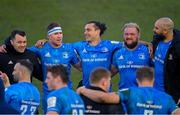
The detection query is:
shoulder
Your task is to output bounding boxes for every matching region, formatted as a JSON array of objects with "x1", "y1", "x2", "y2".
[
  {"x1": 25, "y1": 49, "x2": 37, "y2": 56},
  {"x1": 0, "y1": 52, "x2": 9, "y2": 60},
  {"x1": 5, "y1": 85, "x2": 21, "y2": 95},
  {"x1": 73, "y1": 41, "x2": 86, "y2": 48},
  {"x1": 137, "y1": 44, "x2": 149, "y2": 53},
  {"x1": 102, "y1": 40, "x2": 120, "y2": 45}
]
